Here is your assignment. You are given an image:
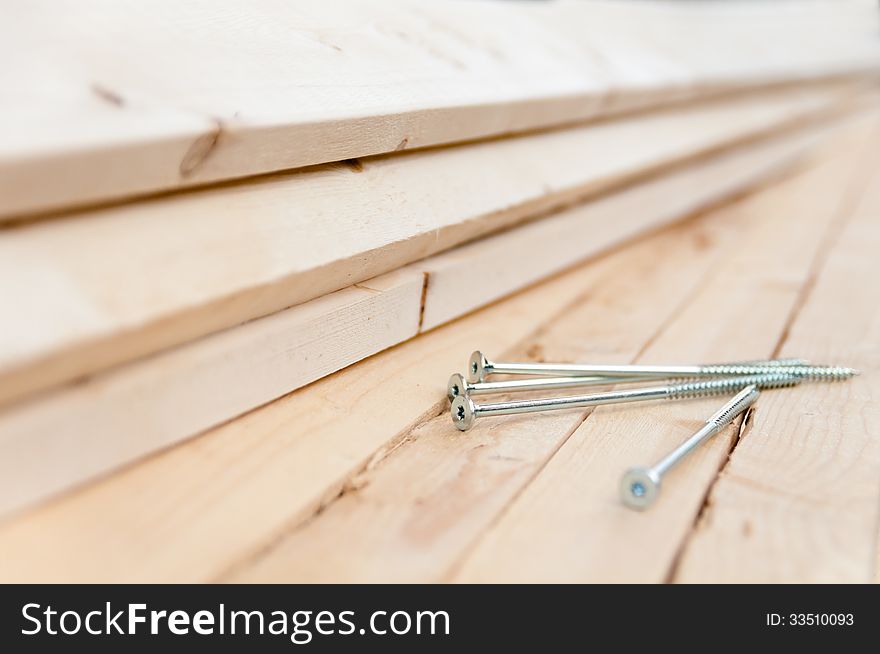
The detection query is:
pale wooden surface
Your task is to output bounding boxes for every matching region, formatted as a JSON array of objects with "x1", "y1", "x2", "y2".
[
  {"x1": 451, "y1": 124, "x2": 879, "y2": 583},
  {"x1": 1, "y1": 112, "x2": 877, "y2": 583},
  {"x1": 0, "y1": 222, "x2": 645, "y2": 582},
  {"x1": 236, "y1": 115, "x2": 880, "y2": 583},
  {"x1": 2, "y1": 0, "x2": 877, "y2": 218},
  {"x1": 0, "y1": 85, "x2": 855, "y2": 411},
  {"x1": 673, "y1": 162, "x2": 880, "y2": 583},
  {"x1": 0, "y1": 114, "x2": 843, "y2": 519}
]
